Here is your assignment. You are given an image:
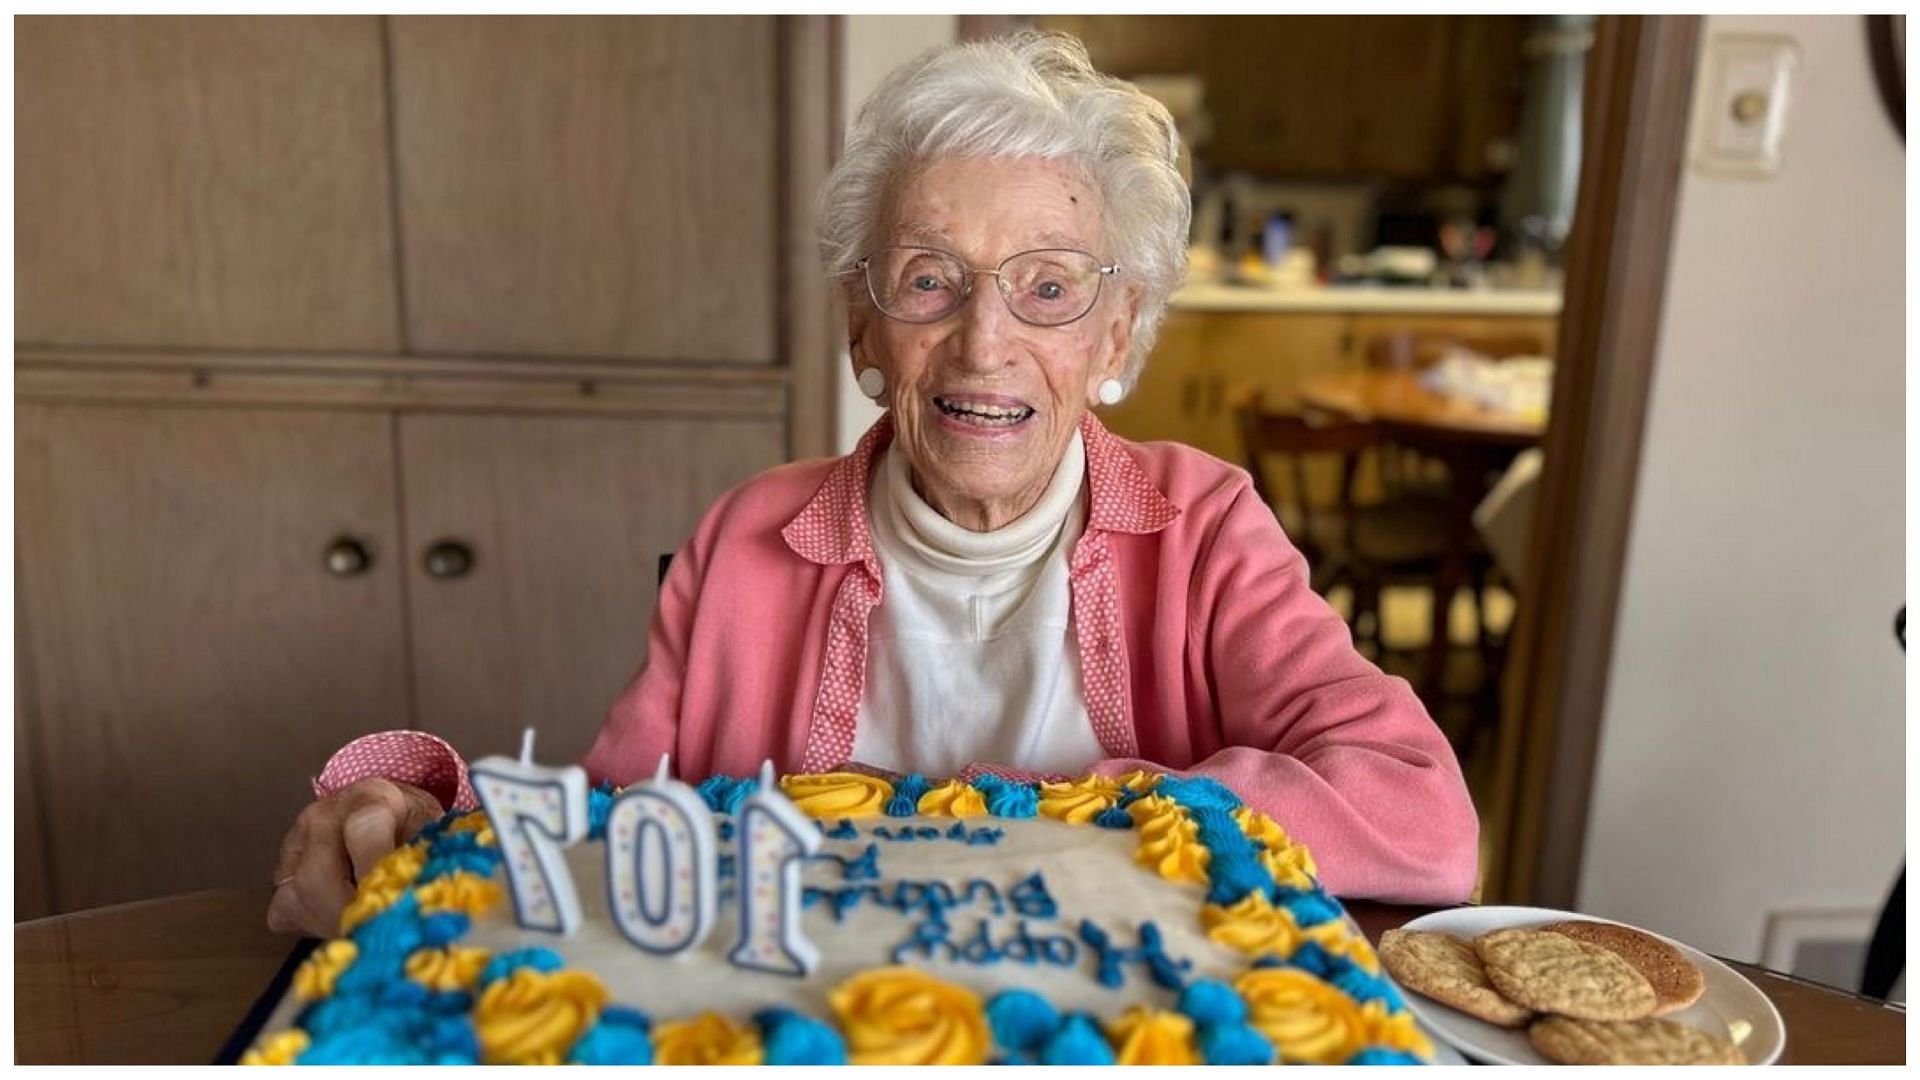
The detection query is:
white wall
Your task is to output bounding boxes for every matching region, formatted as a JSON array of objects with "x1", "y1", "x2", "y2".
[
  {"x1": 1578, "y1": 15, "x2": 1905, "y2": 962},
  {"x1": 834, "y1": 16, "x2": 958, "y2": 454}
]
